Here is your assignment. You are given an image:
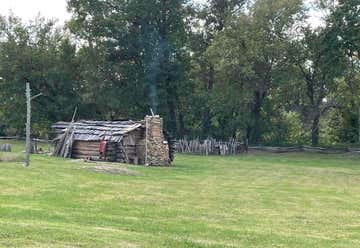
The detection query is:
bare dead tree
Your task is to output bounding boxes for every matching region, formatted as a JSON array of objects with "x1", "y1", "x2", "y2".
[
  {"x1": 24, "y1": 83, "x2": 31, "y2": 167},
  {"x1": 24, "y1": 82, "x2": 42, "y2": 167}
]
